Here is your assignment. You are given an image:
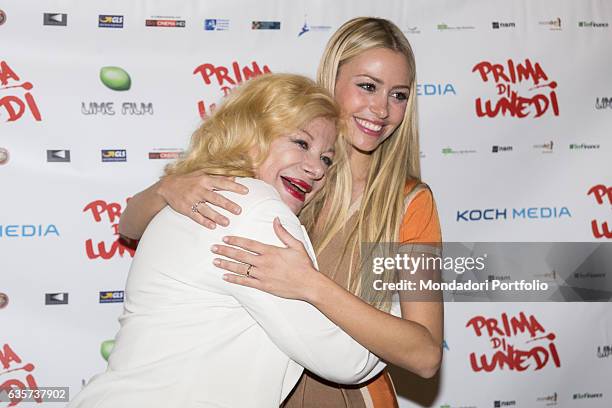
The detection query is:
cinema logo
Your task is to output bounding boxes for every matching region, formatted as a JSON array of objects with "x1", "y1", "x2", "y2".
[
  {"x1": 492, "y1": 145, "x2": 512, "y2": 153},
  {"x1": 146, "y1": 16, "x2": 185, "y2": 28},
  {"x1": 536, "y1": 392, "x2": 558, "y2": 406},
  {"x1": 492, "y1": 22, "x2": 515, "y2": 29},
  {"x1": 473, "y1": 58, "x2": 559, "y2": 118},
  {"x1": 466, "y1": 312, "x2": 561, "y2": 372},
  {"x1": 148, "y1": 148, "x2": 184, "y2": 160}
]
